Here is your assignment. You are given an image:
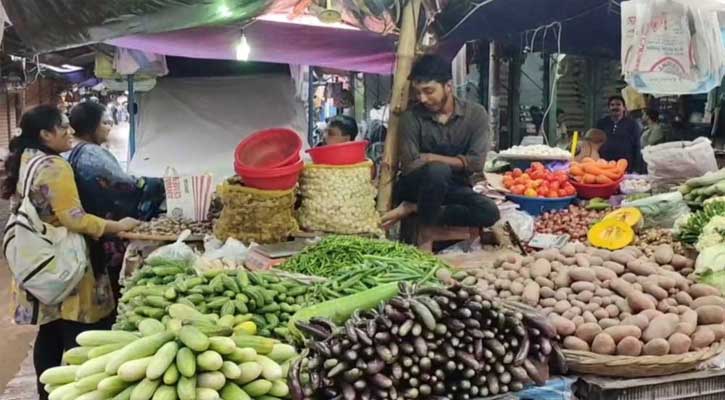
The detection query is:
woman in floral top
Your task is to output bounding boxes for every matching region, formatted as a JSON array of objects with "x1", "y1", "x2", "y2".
[
  {"x1": 1, "y1": 105, "x2": 140, "y2": 400},
  {"x1": 69, "y1": 102, "x2": 165, "y2": 299}
]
